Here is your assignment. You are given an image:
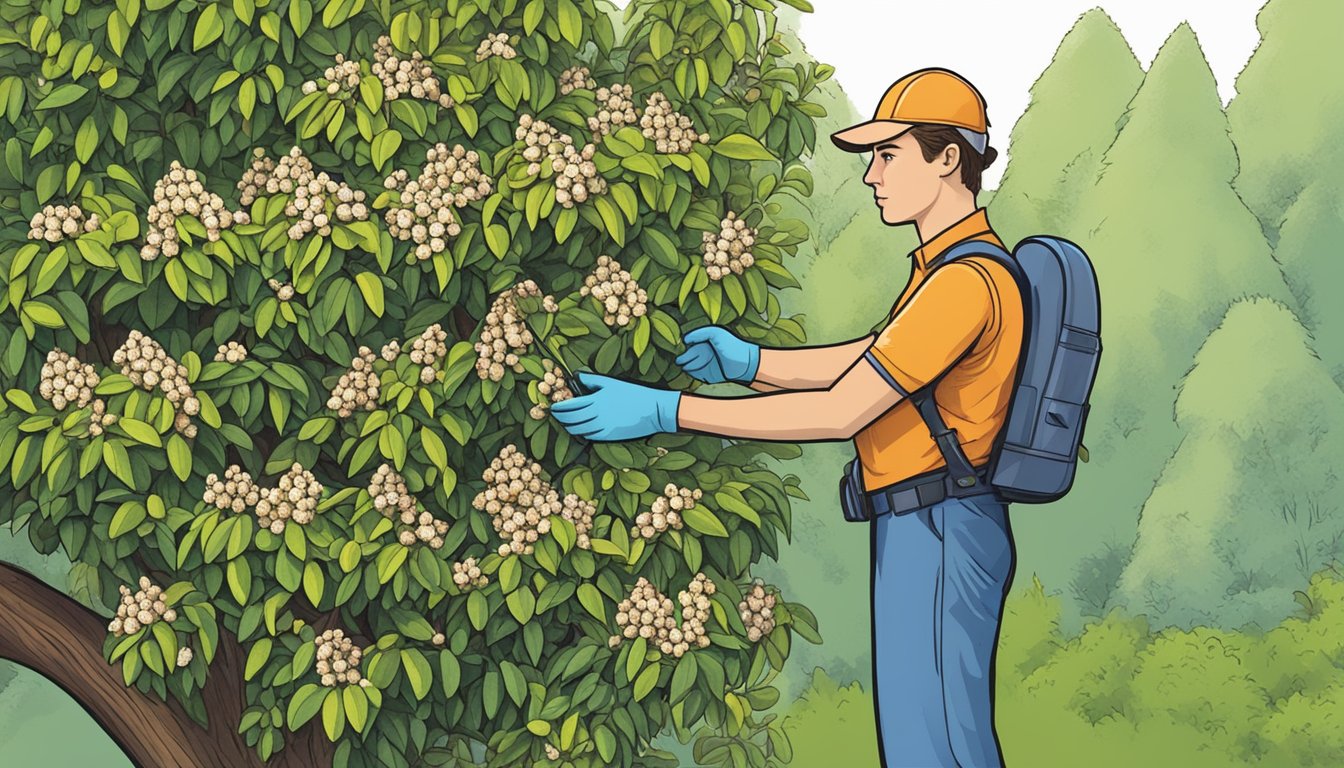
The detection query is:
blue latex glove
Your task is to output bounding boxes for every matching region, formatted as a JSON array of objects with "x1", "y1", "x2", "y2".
[
  {"x1": 674, "y1": 326, "x2": 760, "y2": 384},
  {"x1": 549, "y1": 373, "x2": 681, "y2": 441}
]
